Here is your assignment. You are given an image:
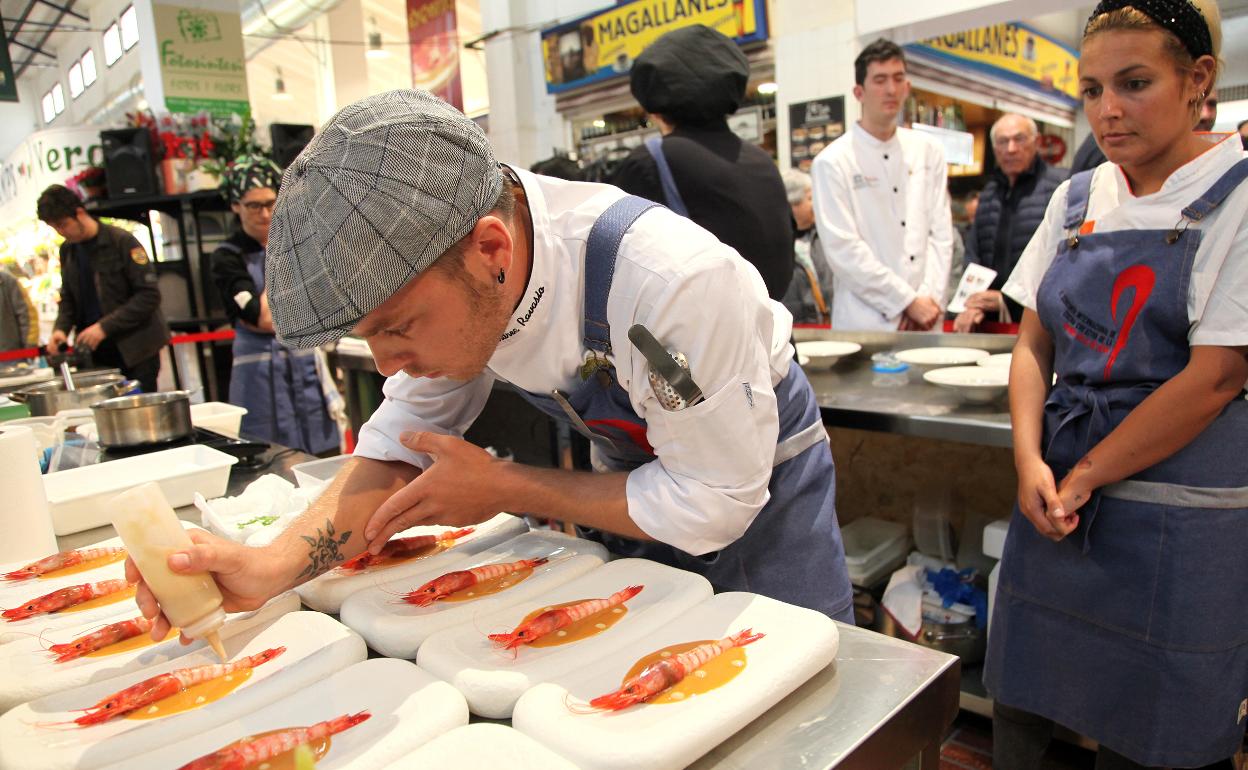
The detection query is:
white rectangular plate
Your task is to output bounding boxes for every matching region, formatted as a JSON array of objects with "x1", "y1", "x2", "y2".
[
  {"x1": 108, "y1": 658, "x2": 467, "y2": 769},
  {"x1": 295, "y1": 514, "x2": 529, "y2": 614},
  {"x1": 0, "y1": 611, "x2": 367, "y2": 770},
  {"x1": 339, "y1": 531, "x2": 607, "y2": 660},
  {"x1": 0, "y1": 592, "x2": 301, "y2": 713},
  {"x1": 385, "y1": 723, "x2": 578, "y2": 770},
  {"x1": 417, "y1": 558, "x2": 713, "y2": 718},
  {"x1": 512, "y1": 592, "x2": 840, "y2": 770}
]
